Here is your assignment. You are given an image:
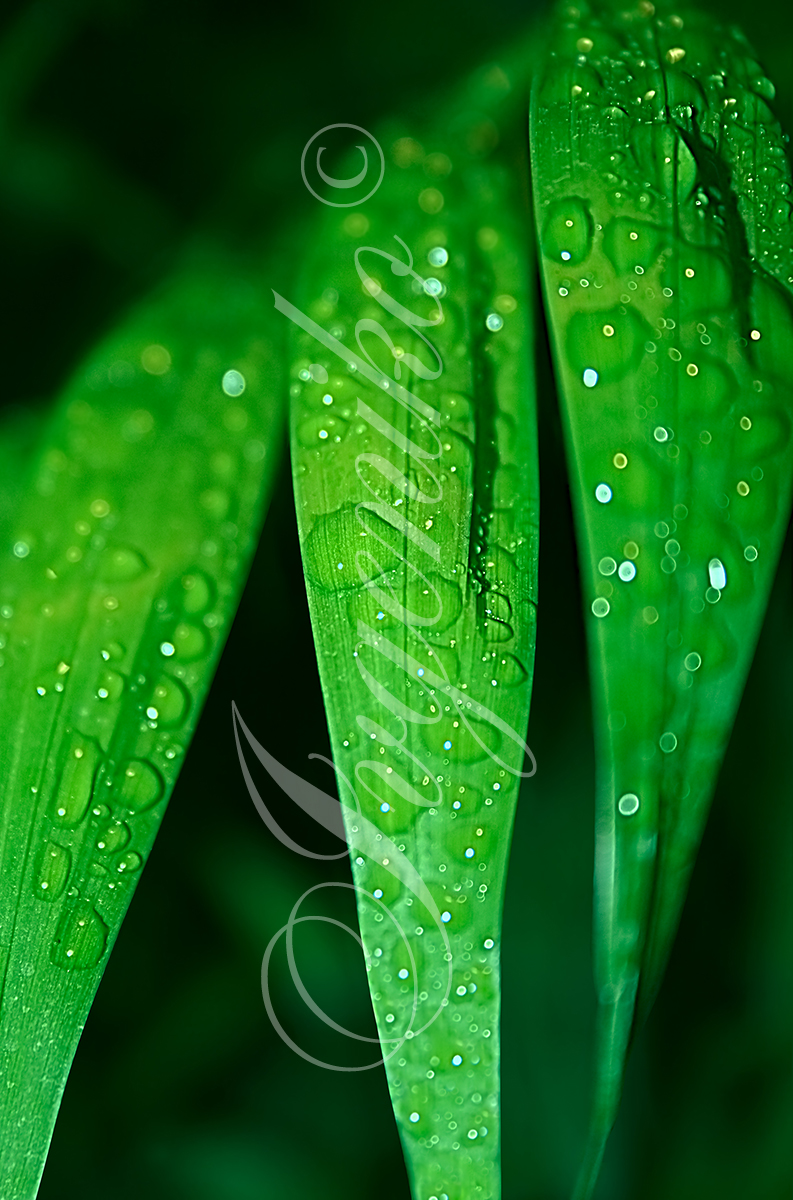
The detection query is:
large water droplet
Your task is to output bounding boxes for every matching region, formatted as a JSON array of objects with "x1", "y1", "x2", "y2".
[
  {"x1": 661, "y1": 248, "x2": 732, "y2": 311},
  {"x1": 565, "y1": 307, "x2": 650, "y2": 382},
  {"x1": 541, "y1": 197, "x2": 594, "y2": 266},
  {"x1": 180, "y1": 570, "x2": 215, "y2": 615},
  {"x1": 97, "y1": 546, "x2": 147, "y2": 583},
  {"x1": 51, "y1": 737, "x2": 102, "y2": 827},
  {"x1": 171, "y1": 622, "x2": 208, "y2": 661},
  {"x1": 117, "y1": 759, "x2": 164, "y2": 814},
  {"x1": 602, "y1": 218, "x2": 662, "y2": 275},
  {"x1": 96, "y1": 669, "x2": 125, "y2": 702},
  {"x1": 96, "y1": 820, "x2": 131, "y2": 853},
  {"x1": 116, "y1": 851, "x2": 143, "y2": 875},
  {"x1": 492, "y1": 654, "x2": 527, "y2": 688},
  {"x1": 51, "y1": 901, "x2": 109, "y2": 970},
  {"x1": 149, "y1": 676, "x2": 190, "y2": 726},
  {"x1": 35, "y1": 841, "x2": 72, "y2": 901},
  {"x1": 200, "y1": 488, "x2": 230, "y2": 520}
]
